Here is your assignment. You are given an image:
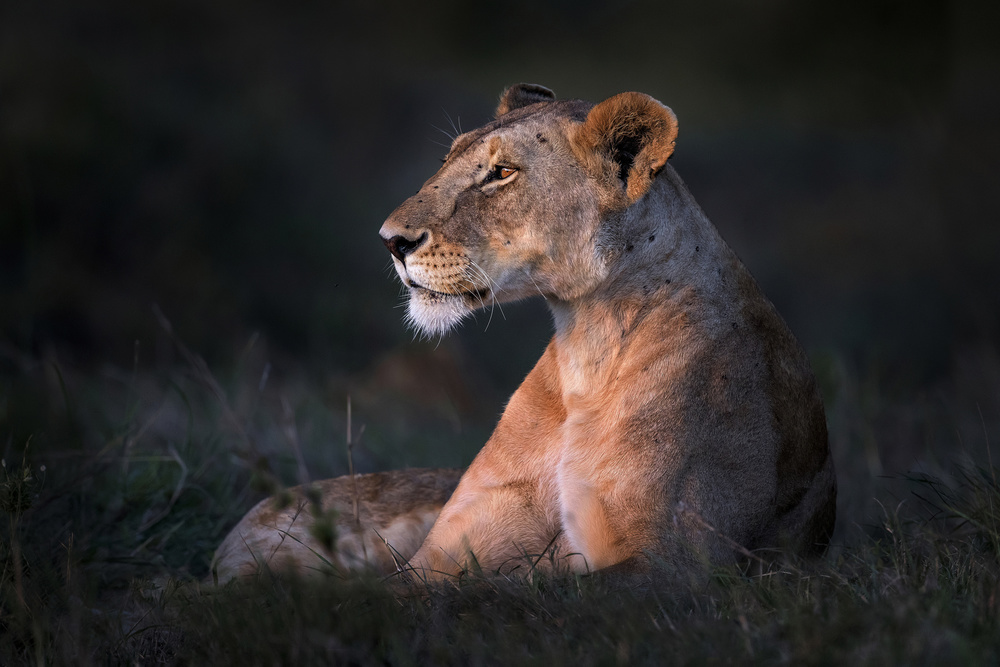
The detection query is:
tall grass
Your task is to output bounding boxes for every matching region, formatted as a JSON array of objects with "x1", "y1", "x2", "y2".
[{"x1": 1, "y1": 337, "x2": 998, "y2": 664}]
